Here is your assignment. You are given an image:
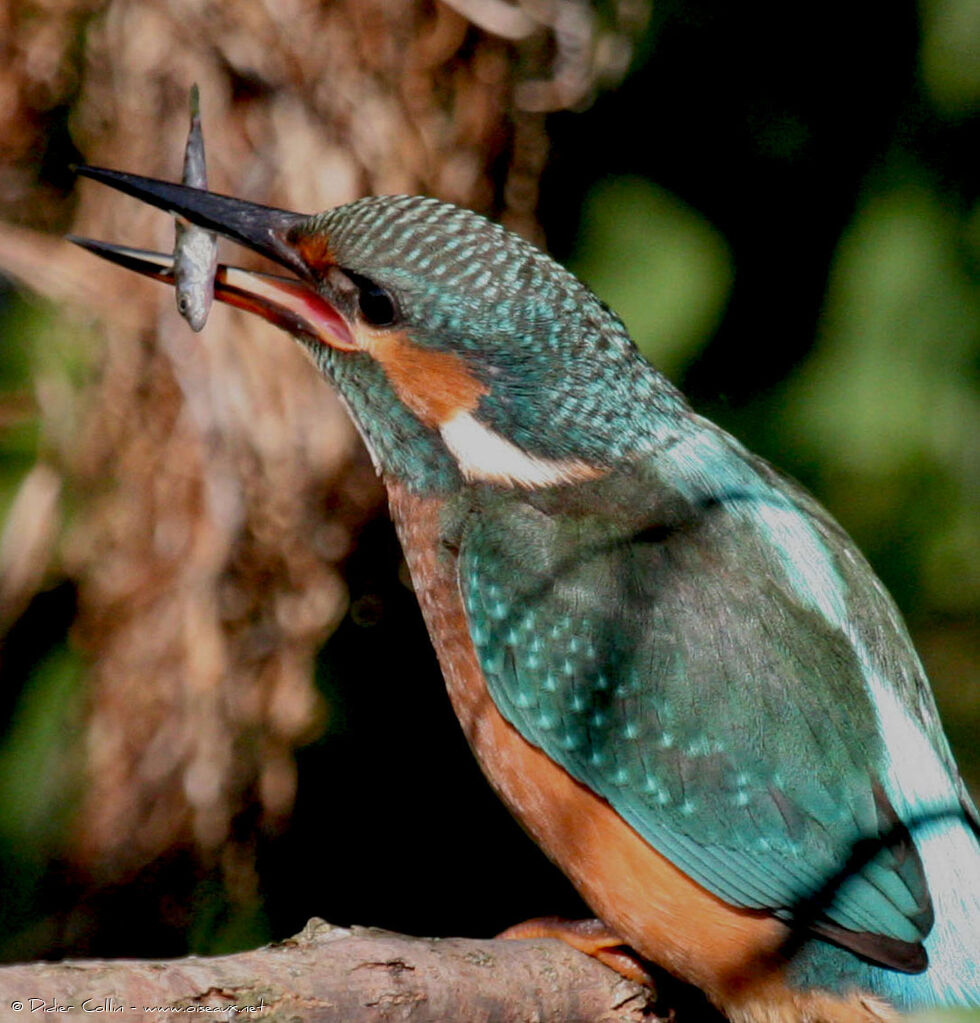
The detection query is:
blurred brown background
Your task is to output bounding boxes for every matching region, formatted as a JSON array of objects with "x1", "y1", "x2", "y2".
[{"x1": 0, "y1": 0, "x2": 977, "y2": 965}]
